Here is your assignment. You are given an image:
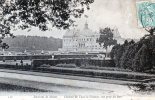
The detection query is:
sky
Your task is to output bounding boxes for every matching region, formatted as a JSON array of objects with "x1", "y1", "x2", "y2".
[{"x1": 13, "y1": 0, "x2": 152, "y2": 39}]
